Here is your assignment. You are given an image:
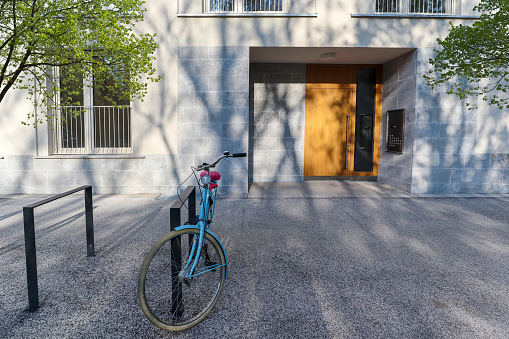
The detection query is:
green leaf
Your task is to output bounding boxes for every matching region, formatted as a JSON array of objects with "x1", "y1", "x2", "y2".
[{"x1": 426, "y1": 0, "x2": 509, "y2": 109}]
